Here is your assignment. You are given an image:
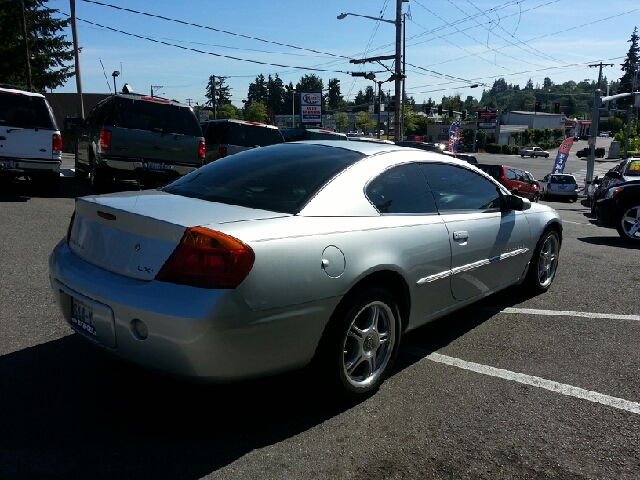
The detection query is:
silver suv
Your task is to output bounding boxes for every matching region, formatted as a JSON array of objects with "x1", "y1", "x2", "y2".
[
  {"x1": 519, "y1": 146, "x2": 550, "y2": 158},
  {"x1": 0, "y1": 86, "x2": 63, "y2": 194}
]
